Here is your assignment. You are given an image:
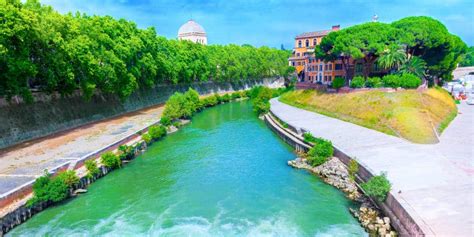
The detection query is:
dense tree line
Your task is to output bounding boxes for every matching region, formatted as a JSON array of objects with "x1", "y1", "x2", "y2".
[
  {"x1": 316, "y1": 16, "x2": 467, "y2": 85},
  {"x1": 459, "y1": 46, "x2": 474, "y2": 67},
  {"x1": 0, "y1": 0, "x2": 293, "y2": 102}
]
